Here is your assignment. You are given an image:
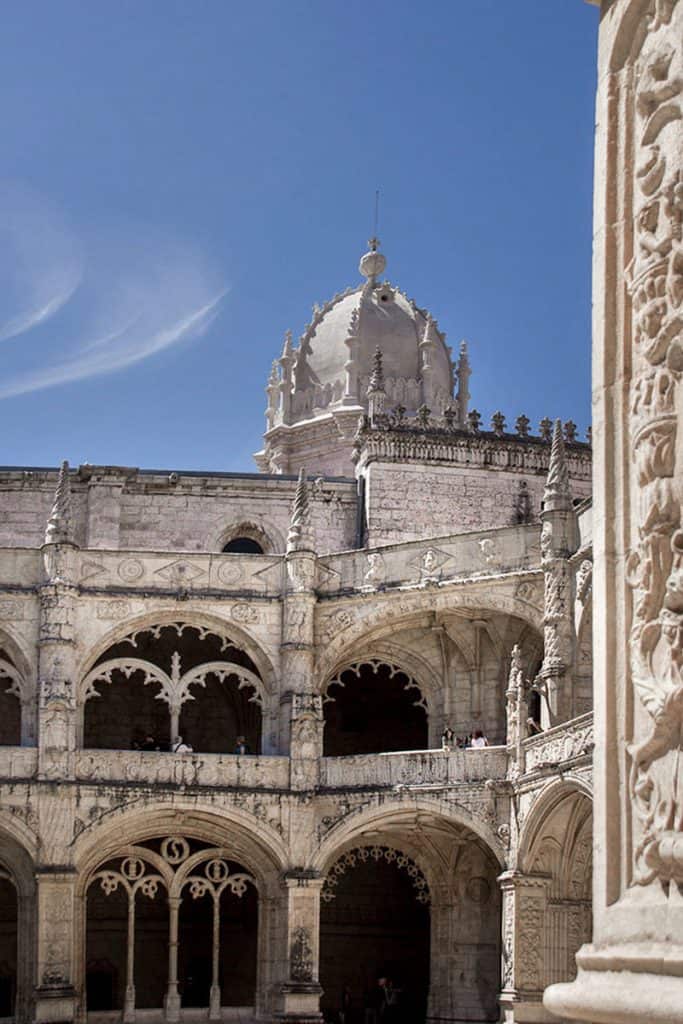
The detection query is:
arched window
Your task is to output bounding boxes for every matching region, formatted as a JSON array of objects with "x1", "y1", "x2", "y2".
[
  {"x1": 222, "y1": 538, "x2": 264, "y2": 555},
  {"x1": 85, "y1": 837, "x2": 258, "y2": 1017},
  {"x1": 323, "y1": 661, "x2": 428, "y2": 756},
  {"x1": 0, "y1": 650, "x2": 22, "y2": 747},
  {"x1": 82, "y1": 624, "x2": 264, "y2": 754}
]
